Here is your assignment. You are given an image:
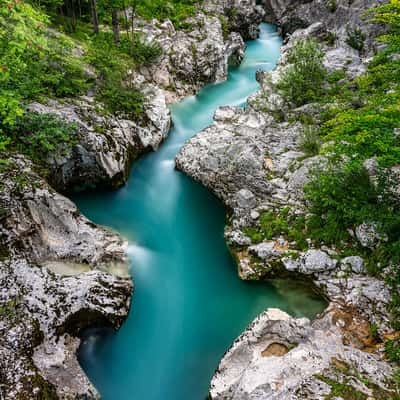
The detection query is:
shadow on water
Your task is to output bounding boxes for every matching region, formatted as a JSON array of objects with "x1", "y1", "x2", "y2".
[{"x1": 75, "y1": 24, "x2": 327, "y2": 400}]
